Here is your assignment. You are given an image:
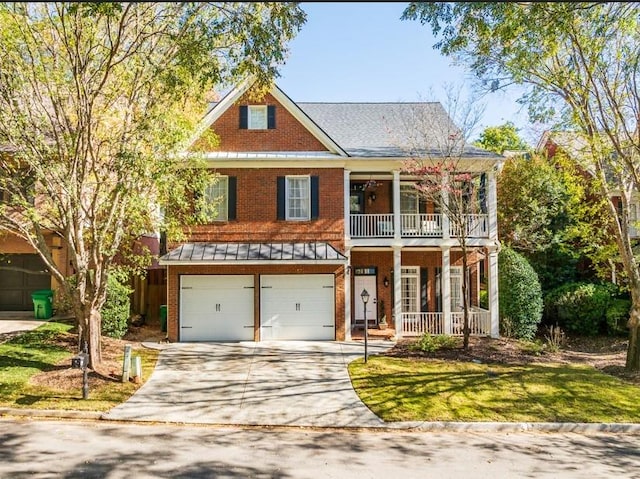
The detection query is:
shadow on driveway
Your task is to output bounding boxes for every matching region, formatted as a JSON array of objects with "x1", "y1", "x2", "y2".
[{"x1": 103, "y1": 341, "x2": 392, "y2": 427}]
